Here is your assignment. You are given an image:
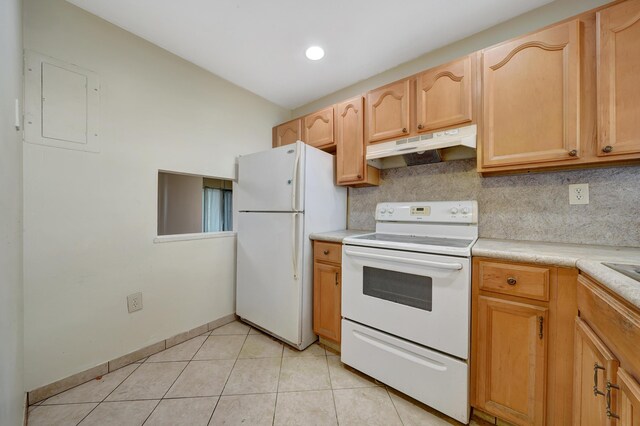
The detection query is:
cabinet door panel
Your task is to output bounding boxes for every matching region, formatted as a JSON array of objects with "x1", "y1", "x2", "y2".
[
  {"x1": 336, "y1": 97, "x2": 365, "y2": 184},
  {"x1": 482, "y1": 20, "x2": 580, "y2": 168},
  {"x1": 597, "y1": 1, "x2": 640, "y2": 157},
  {"x1": 476, "y1": 296, "x2": 547, "y2": 426},
  {"x1": 573, "y1": 317, "x2": 619, "y2": 426},
  {"x1": 274, "y1": 119, "x2": 302, "y2": 147},
  {"x1": 313, "y1": 262, "x2": 341, "y2": 343},
  {"x1": 304, "y1": 107, "x2": 334, "y2": 149},
  {"x1": 366, "y1": 79, "x2": 410, "y2": 143},
  {"x1": 416, "y1": 56, "x2": 473, "y2": 132},
  {"x1": 617, "y1": 368, "x2": 640, "y2": 426}
]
